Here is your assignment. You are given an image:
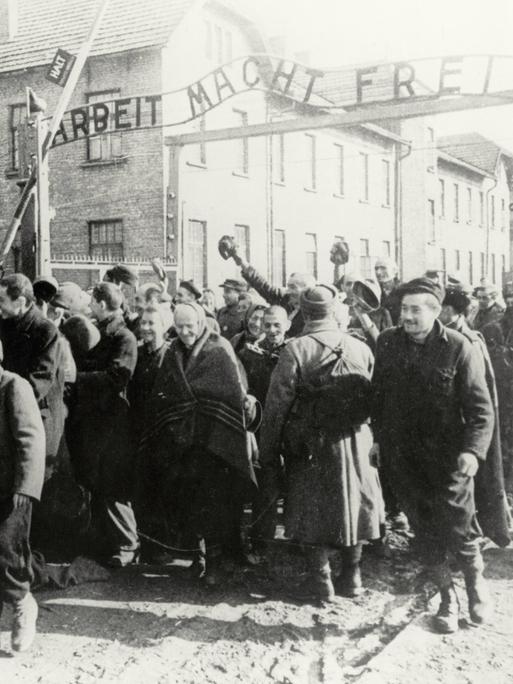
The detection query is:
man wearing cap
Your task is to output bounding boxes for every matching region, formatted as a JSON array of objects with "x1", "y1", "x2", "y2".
[
  {"x1": 374, "y1": 257, "x2": 402, "y2": 325},
  {"x1": 372, "y1": 277, "x2": 495, "y2": 633},
  {"x1": 260, "y1": 285, "x2": 384, "y2": 602},
  {"x1": 217, "y1": 278, "x2": 247, "y2": 340},
  {"x1": 225, "y1": 246, "x2": 315, "y2": 338},
  {"x1": 175, "y1": 279, "x2": 220, "y2": 333},
  {"x1": 473, "y1": 283, "x2": 504, "y2": 331}
]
